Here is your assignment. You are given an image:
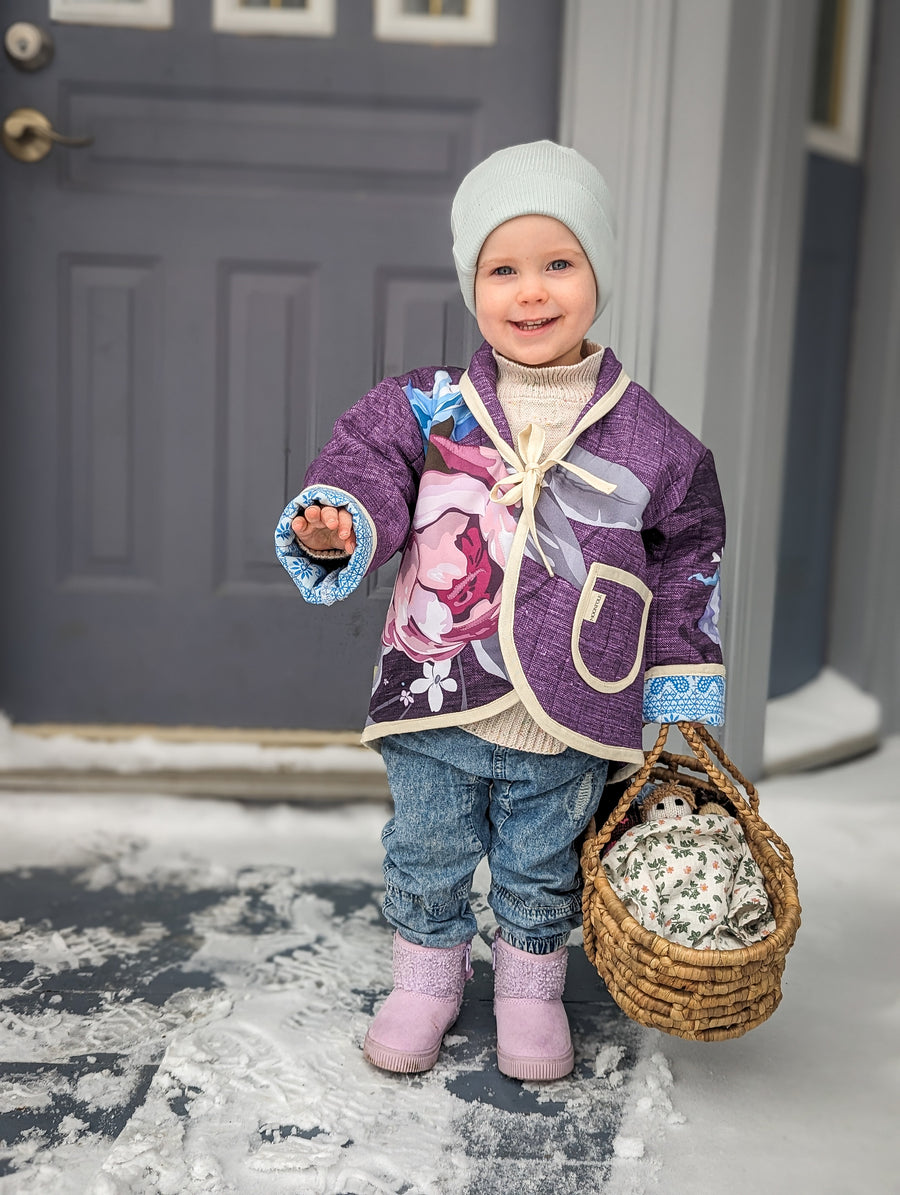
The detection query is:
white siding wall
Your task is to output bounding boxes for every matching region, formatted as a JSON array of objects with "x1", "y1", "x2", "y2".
[
  {"x1": 560, "y1": 0, "x2": 817, "y2": 777},
  {"x1": 828, "y1": 0, "x2": 900, "y2": 732}
]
